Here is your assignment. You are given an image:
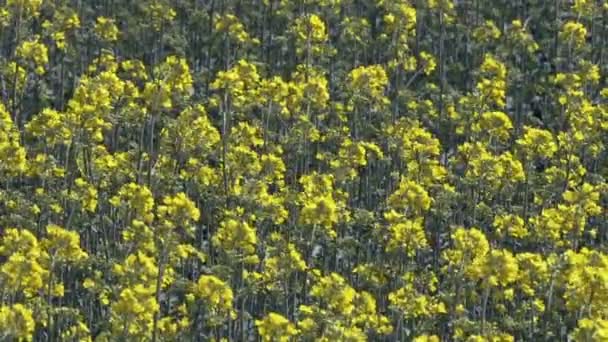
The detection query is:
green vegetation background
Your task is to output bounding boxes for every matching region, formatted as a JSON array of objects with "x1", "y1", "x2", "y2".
[{"x1": 0, "y1": 0, "x2": 608, "y2": 341}]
